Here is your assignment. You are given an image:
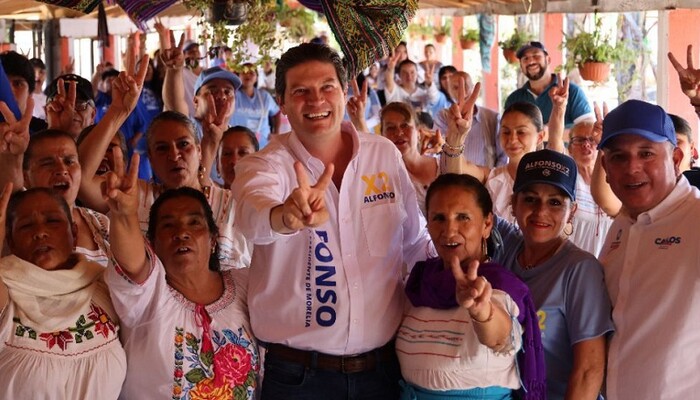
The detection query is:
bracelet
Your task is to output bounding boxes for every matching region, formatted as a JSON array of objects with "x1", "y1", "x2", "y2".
[
  {"x1": 441, "y1": 142, "x2": 464, "y2": 158},
  {"x1": 471, "y1": 302, "x2": 494, "y2": 324}
]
